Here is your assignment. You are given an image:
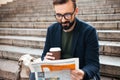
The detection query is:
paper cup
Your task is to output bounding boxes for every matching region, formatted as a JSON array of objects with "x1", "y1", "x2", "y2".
[{"x1": 49, "y1": 47, "x2": 61, "y2": 60}]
